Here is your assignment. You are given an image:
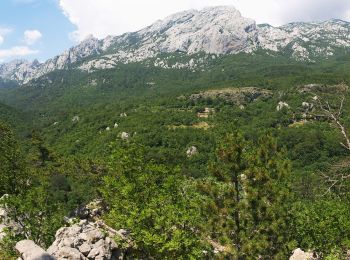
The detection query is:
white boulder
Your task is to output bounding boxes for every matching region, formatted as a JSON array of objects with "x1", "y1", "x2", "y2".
[
  {"x1": 290, "y1": 248, "x2": 314, "y2": 260},
  {"x1": 186, "y1": 146, "x2": 198, "y2": 157},
  {"x1": 16, "y1": 240, "x2": 54, "y2": 260},
  {"x1": 72, "y1": 116, "x2": 80, "y2": 123},
  {"x1": 47, "y1": 220, "x2": 122, "y2": 260},
  {"x1": 120, "y1": 113, "x2": 127, "y2": 117},
  {"x1": 277, "y1": 101, "x2": 290, "y2": 111},
  {"x1": 121, "y1": 132, "x2": 130, "y2": 140}
]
